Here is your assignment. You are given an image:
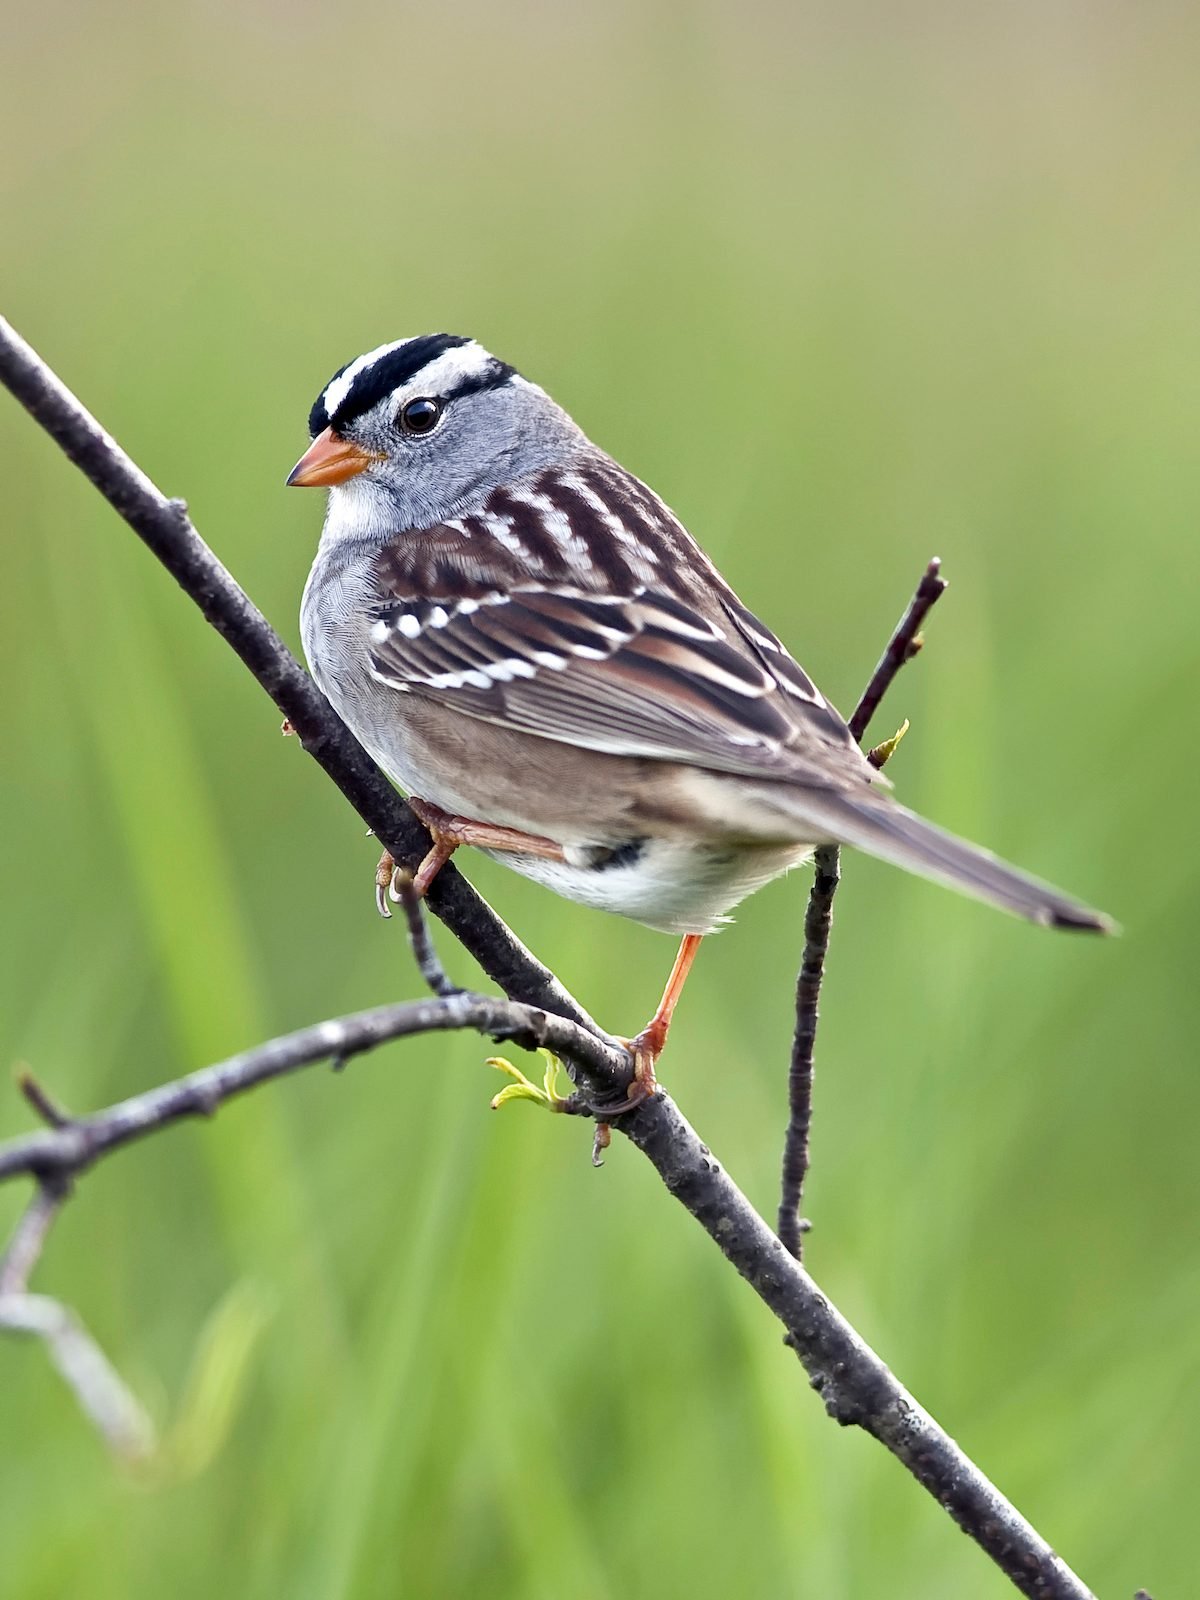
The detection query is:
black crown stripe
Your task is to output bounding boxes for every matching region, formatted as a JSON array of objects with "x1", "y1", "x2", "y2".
[{"x1": 308, "y1": 335, "x2": 517, "y2": 437}]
